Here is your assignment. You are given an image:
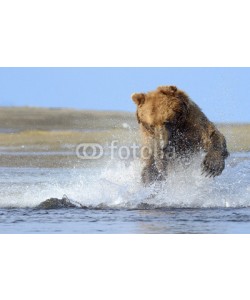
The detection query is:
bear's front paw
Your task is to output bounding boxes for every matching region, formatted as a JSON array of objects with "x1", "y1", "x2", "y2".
[{"x1": 201, "y1": 153, "x2": 225, "y2": 178}]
